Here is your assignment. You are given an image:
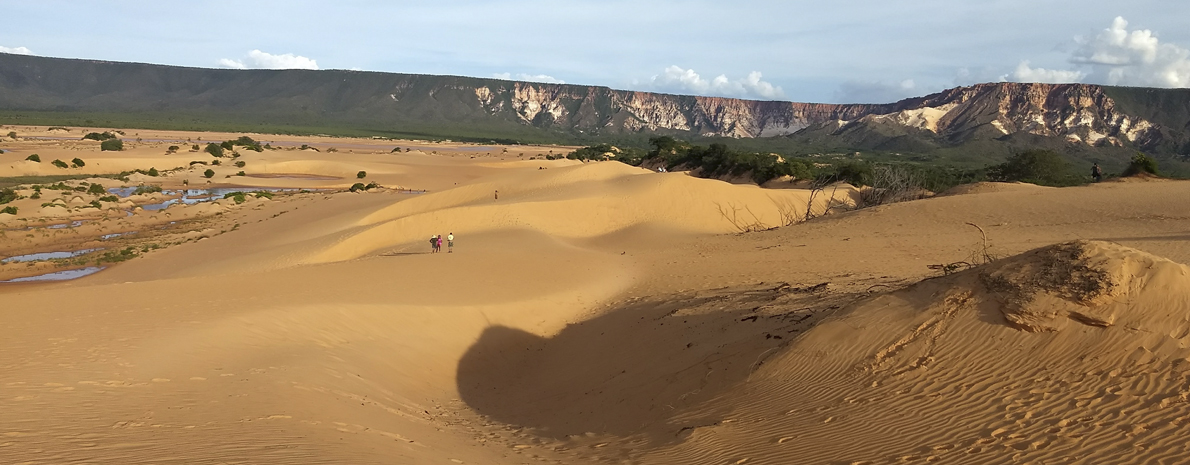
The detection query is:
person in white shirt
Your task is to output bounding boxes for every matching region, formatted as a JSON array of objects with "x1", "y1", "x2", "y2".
[{"x1": 447, "y1": 233, "x2": 454, "y2": 253}]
